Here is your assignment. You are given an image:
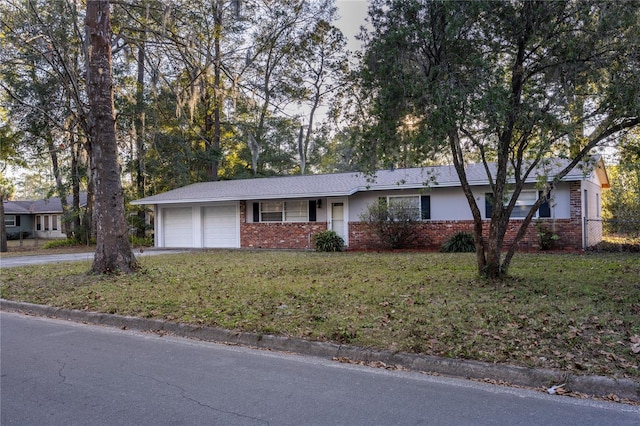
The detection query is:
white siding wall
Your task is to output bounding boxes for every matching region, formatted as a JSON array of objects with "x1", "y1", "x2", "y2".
[
  {"x1": 157, "y1": 202, "x2": 239, "y2": 248},
  {"x1": 347, "y1": 184, "x2": 574, "y2": 222}
]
